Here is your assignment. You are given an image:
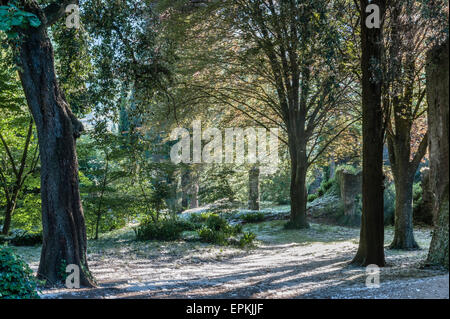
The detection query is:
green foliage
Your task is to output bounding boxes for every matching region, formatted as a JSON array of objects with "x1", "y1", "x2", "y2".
[
  {"x1": 238, "y1": 232, "x2": 257, "y2": 248},
  {"x1": 240, "y1": 212, "x2": 265, "y2": 223},
  {"x1": 188, "y1": 212, "x2": 217, "y2": 224},
  {"x1": 308, "y1": 194, "x2": 319, "y2": 202},
  {"x1": 0, "y1": 246, "x2": 39, "y2": 299},
  {"x1": 320, "y1": 179, "x2": 335, "y2": 193},
  {"x1": 317, "y1": 188, "x2": 325, "y2": 197},
  {"x1": 198, "y1": 166, "x2": 237, "y2": 203},
  {"x1": 261, "y1": 159, "x2": 291, "y2": 205},
  {"x1": 9, "y1": 231, "x2": 42, "y2": 246},
  {"x1": 135, "y1": 217, "x2": 195, "y2": 241},
  {"x1": 412, "y1": 182, "x2": 423, "y2": 210},
  {"x1": 335, "y1": 164, "x2": 361, "y2": 175},
  {"x1": 384, "y1": 183, "x2": 396, "y2": 225},
  {"x1": 205, "y1": 214, "x2": 229, "y2": 231},
  {"x1": 189, "y1": 213, "x2": 254, "y2": 247}
]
